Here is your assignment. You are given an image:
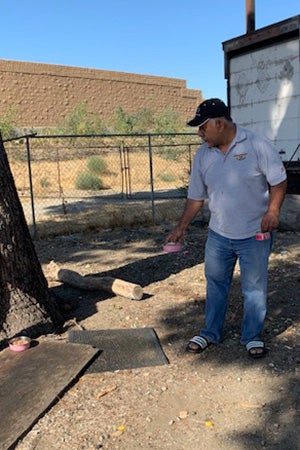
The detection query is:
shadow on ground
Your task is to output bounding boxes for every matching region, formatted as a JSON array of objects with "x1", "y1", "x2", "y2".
[
  {"x1": 157, "y1": 254, "x2": 300, "y2": 450},
  {"x1": 48, "y1": 223, "x2": 206, "y2": 319},
  {"x1": 39, "y1": 227, "x2": 300, "y2": 449}
]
